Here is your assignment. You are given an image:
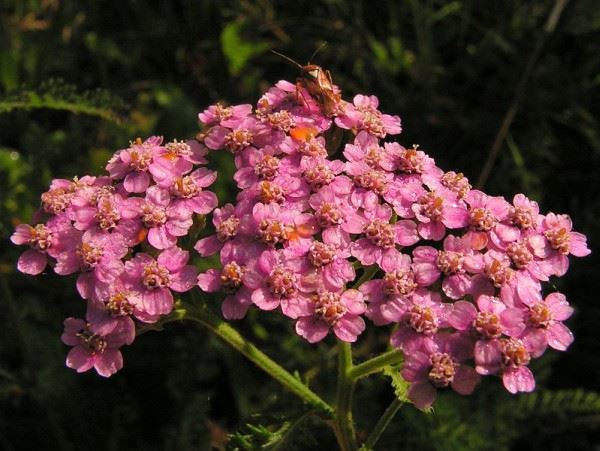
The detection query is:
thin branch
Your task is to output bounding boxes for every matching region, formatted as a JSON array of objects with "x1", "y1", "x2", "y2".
[
  {"x1": 360, "y1": 398, "x2": 404, "y2": 450},
  {"x1": 476, "y1": 0, "x2": 571, "y2": 189}
]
